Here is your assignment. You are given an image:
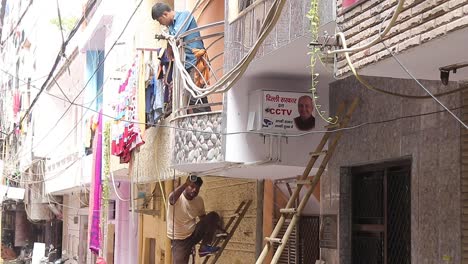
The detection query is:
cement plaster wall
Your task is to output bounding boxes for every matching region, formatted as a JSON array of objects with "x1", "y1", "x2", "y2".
[{"x1": 321, "y1": 76, "x2": 461, "y2": 264}]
